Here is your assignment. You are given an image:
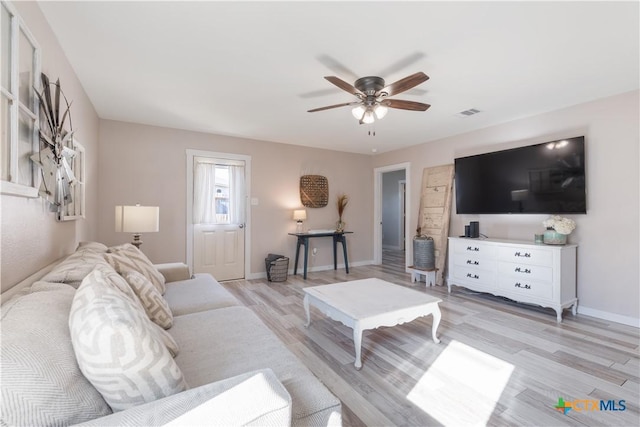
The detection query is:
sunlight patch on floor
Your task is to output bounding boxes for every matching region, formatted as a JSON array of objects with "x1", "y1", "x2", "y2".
[{"x1": 407, "y1": 340, "x2": 514, "y2": 426}]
